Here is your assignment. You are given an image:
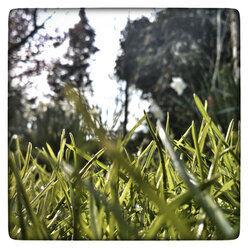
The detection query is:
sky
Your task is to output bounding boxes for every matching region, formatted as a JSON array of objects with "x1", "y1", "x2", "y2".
[
  {"x1": 85, "y1": 9, "x2": 154, "y2": 129},
  {"x1": 34, "y1": 8, "x2": 155, "y2": 130}
]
